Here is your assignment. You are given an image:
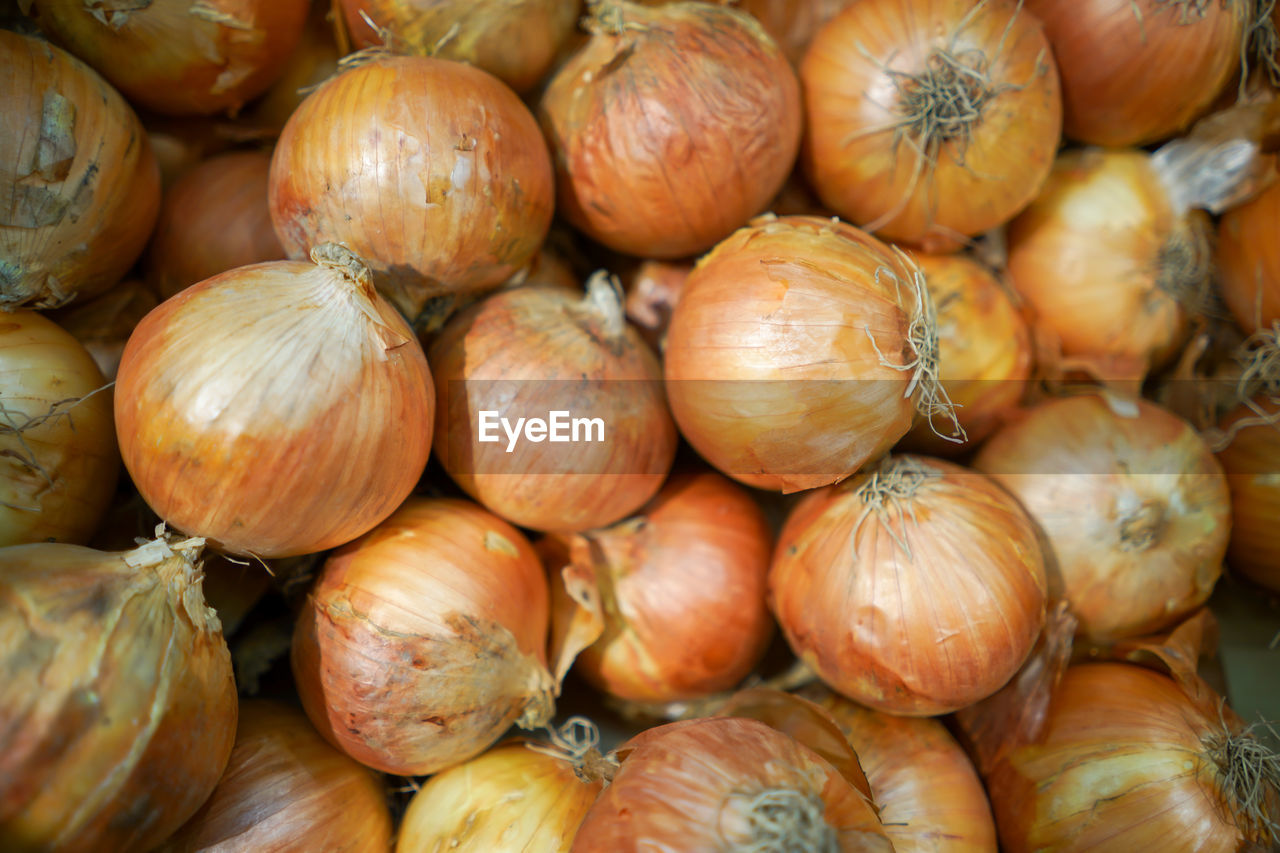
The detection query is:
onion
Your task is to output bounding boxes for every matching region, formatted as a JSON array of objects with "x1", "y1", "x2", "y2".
[
  {"x1": 143, "y1": 114, "x2": 238, "y2": 190},
  {"x1": 24, "y1": 0, "x2": 311, "y2": 116},
  {"x1": 734, "y1": 0, "x2": 855, "y2": 65},
  {"x1": 621, "y1": 258, "x2": 690, "y2": 353},
  {"x1": 114, "y1": 244, "x2": 434, "y2": 558},
  {"x1": 538, "y1": 0, "x2": 802, "y2": 259},
  {"x1": 664, "y1": 214, "x2": 957, "y2": 493},
  {"x1": 160, "y1": 700, "x2": 392, "y2": 853},
  {"x1": 972, "y1": 392, "x2": 1231, "y2": 642},
  {"x1": 800, "y1": 0, "x2": 1061, "y2": 252},
  {"x1": 0, "y1": 533, "x2": 237, "y2": 852},
  {"x1": 291, "y1": 496, "x2": 556, "y2": 776},
  {"x1": 1216, "y1": 397, "x2": 1280, "y2": 592},
  {"x1": 1218, "y1": 177, "x2": 1280, "y2": 335},
  {"x1": 270, "y1": 53, "x2": 554, "y2": 323},
  {"x1": 49, "y1": 279, "x2": 159, "y2": 381},
  {"x1": 235, "y1": 0, "x2": 342, "y2": 136},
  {"x1": 770, "y1": 454, "x2": 1047, "y2": 715},
  {"x1": 146, "y1": 150, "x2": 285, "y2": 300},
  {"x1": 428, "y1": 273, "x2": 677, "y2": 533},
  {"x1": 1, "y1": 30, "x2": 160, "y2": 309}
]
